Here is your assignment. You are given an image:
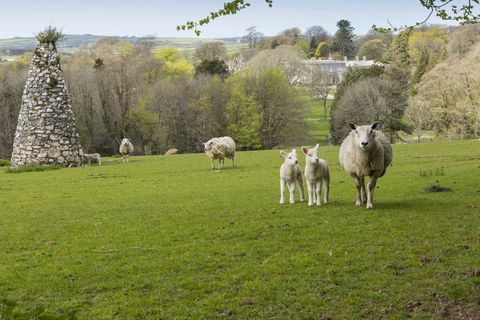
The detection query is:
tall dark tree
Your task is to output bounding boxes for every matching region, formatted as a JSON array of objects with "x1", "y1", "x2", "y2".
[{"x1": 332, "y1": 20, "x2": 355, "y2": 58}]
